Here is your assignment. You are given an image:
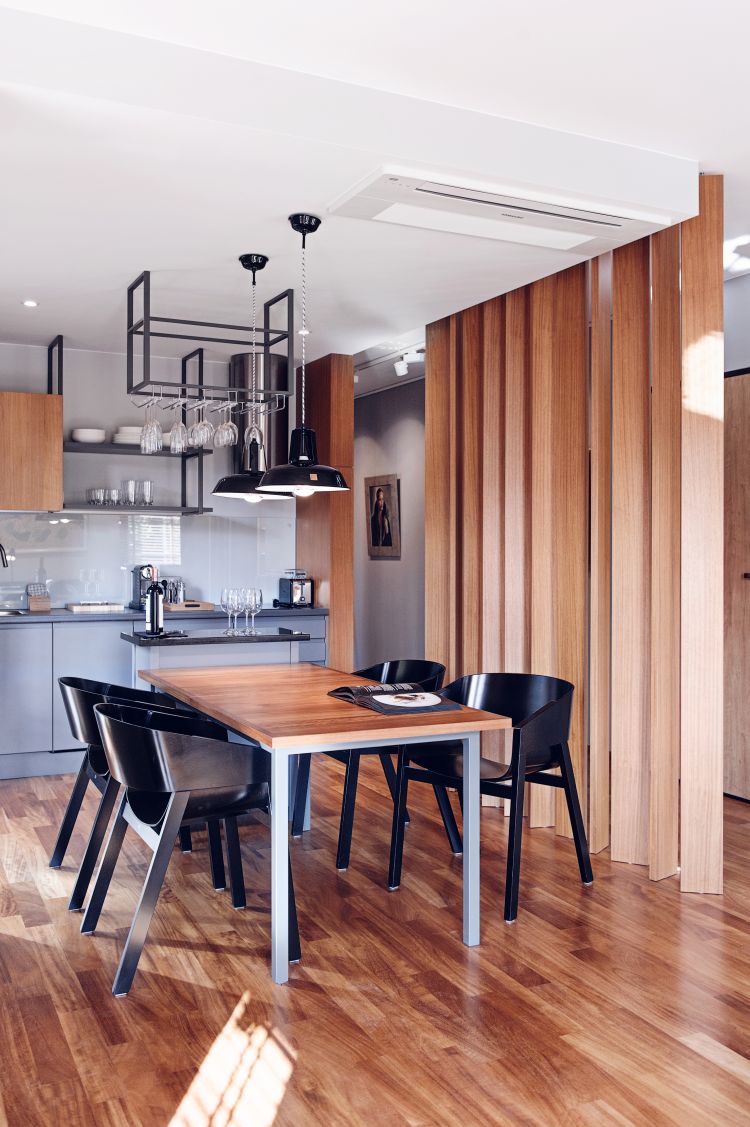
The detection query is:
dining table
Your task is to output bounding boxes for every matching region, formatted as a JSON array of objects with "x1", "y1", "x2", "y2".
[{"x1": 138, "y1": 662, "x2": 512, "y2": 984}]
